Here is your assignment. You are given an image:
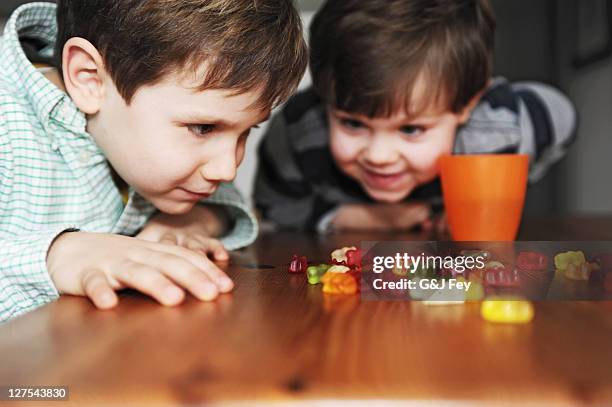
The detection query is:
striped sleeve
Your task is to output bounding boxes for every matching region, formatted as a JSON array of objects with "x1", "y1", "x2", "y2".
[
  {"x1": 0, "y1": 229, "x2": 72, "y2": 322},
  {"x1": 456, "y1": 78, "x2": 577, "y2": 182},
  {"x1": 513, "y1": 81, "x2": 577, "y2": 181},
  {"x1": 0, "y1": 124, "x2": 70, "y2": 322},
  {"x1": 254, "y1": 110, "x2": 319, "y2": 231}
]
